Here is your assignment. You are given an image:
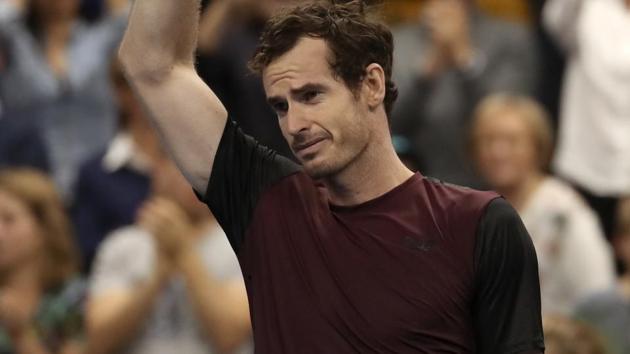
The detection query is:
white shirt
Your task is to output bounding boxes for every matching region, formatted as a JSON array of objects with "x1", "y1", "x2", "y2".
[
  {"x1": 519, "y1": 177, "x2": 616, "y2": 315},
  {"x1": 90, "y1": 224, "x2": 251, "y2": 354},
  {"x1": 544, "y1": 0, "x2": 630, "y2": 196},
  {"x1": 101, "y1": 132, "x2": 153, "y2": 174}
]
